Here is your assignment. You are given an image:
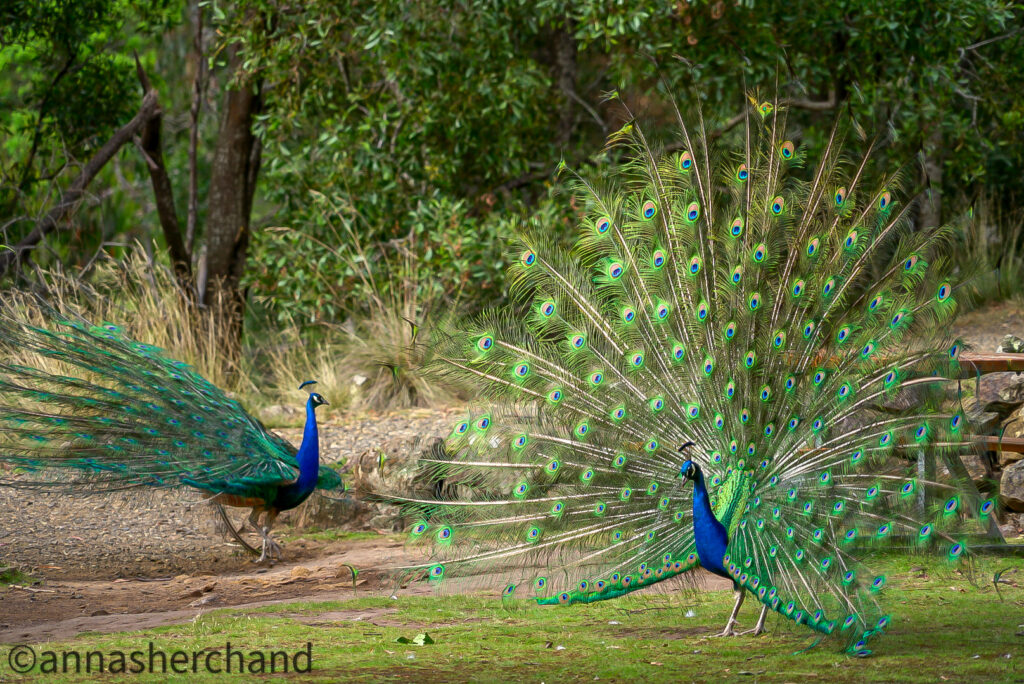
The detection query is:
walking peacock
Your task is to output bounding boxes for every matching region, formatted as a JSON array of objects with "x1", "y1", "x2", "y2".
[
  {"x1": 395, "y1": 90, "x2": 995, "y2": 652},
  {"x1": 0, "y1": 307, "x2": 341, "y2": 562}
]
